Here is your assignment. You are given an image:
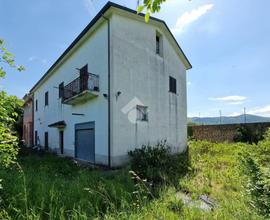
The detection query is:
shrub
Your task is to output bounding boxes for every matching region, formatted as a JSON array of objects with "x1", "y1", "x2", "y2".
[
  {"x1": 234, "y1": 125, "x2": 264, "y2": 144},
  {"x1": 128, "y1": 140, "x2": 189, "y2": 186},
  {"x1": 240, "y1": 129, "x2": 270, "y2": 217},
  {"x1": 187, "y1": 126, "x2": 194, "y2": 138}
]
